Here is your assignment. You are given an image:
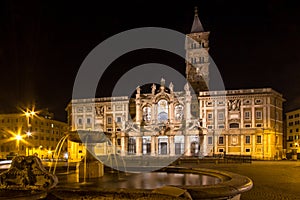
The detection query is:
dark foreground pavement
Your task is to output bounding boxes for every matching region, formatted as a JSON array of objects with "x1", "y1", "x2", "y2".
[{"x1": 179, "y1": 160, "x2": 300, "y2": 200}]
